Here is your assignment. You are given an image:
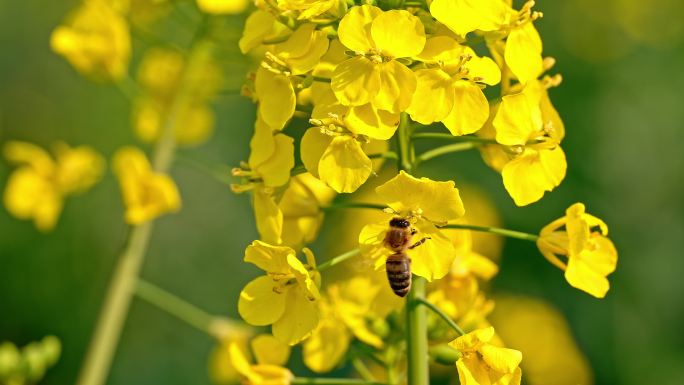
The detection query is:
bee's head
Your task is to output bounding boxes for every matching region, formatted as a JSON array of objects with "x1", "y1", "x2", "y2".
[{"x1": 389, "y1": 217, "x2": 410, "y2": 228}]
